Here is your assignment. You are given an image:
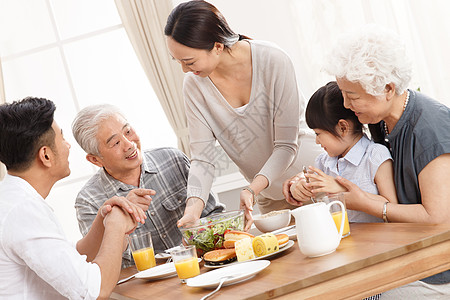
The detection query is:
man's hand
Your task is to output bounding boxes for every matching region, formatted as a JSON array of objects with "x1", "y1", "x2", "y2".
[
  {"x1": 100, "y1": 196, "x2": 146, "y2": 225},
  {"x1": 103, "y1": 205, "x2": 137, "y2": 235},
  {"x1": 126, "y1": 188, "x2": 155, "y2": 212}
]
